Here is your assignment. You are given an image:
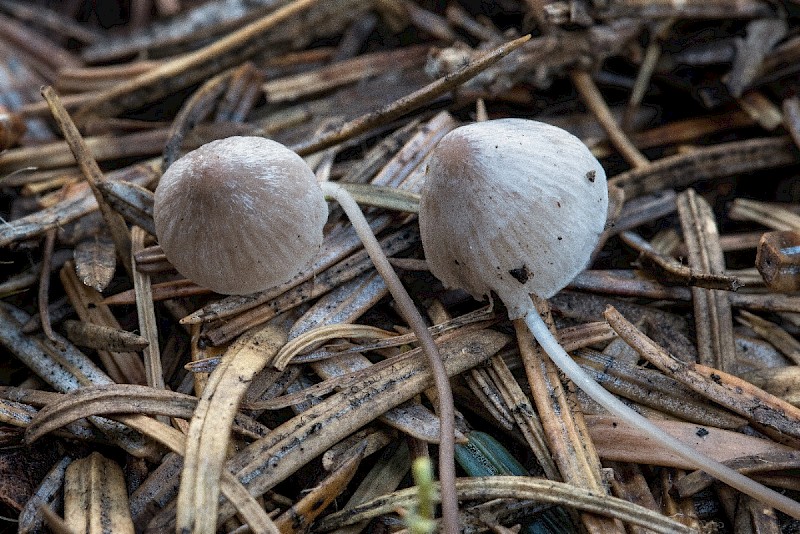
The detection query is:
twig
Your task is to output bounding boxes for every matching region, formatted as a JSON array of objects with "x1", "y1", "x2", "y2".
[
  {"x1": 571, "y1": 70, "x2": 649, "y2": 169},
  {"x1": 75, "y1": 0, "x2": 323, "y2": 121},
  {"x1": 292, "y1": 35, "x2": 531, "y2": 156},
  {"x1": 41, "y1": 86, "x2": 133, "y2": 278}
]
